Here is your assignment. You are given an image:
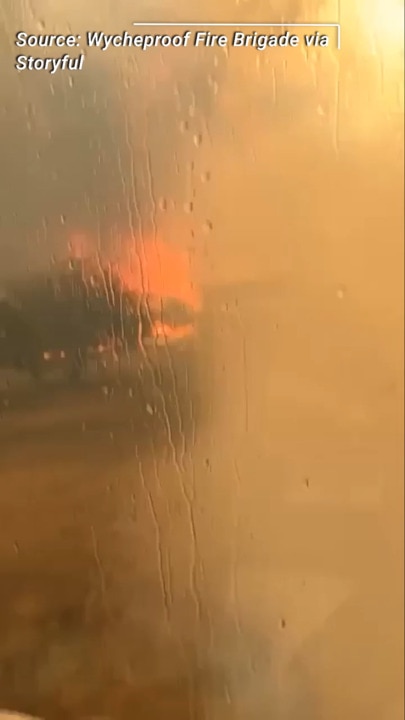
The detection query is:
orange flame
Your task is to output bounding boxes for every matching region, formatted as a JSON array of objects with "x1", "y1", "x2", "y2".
[
  {"x1": 118, "y1": 237, "x2": 201, "y2": 311},
  {"x1": 67, "y1": 233, "x2": 201, "y2": 311}
]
